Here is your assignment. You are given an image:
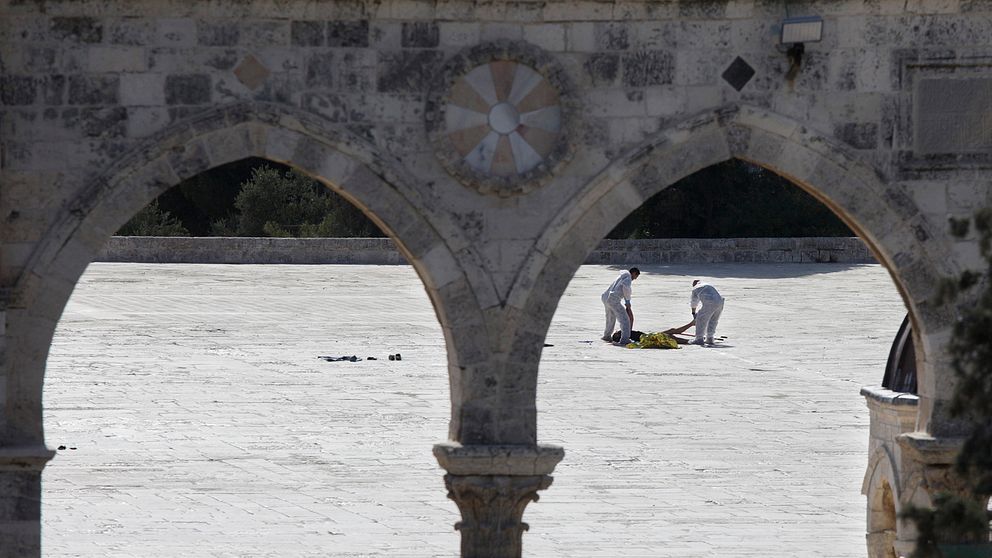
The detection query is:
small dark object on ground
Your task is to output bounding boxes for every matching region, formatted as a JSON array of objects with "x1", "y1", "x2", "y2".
[
  {"x1": 544, "y1": 343, "x2": 554, "y2": 347},
  {"x1": 394, "y1": 353, "x2": 402, "y2": 361},
  {"x1": 612, "y1": 330, "x2": 645, "y2": 343},
  {"x1": 388, "y1": 354, "x2": 395, "y2": 361},
  {"x1": 57, "y1": 445, "x2": 66, "y2": 450},
  {"x1": 366, "y1": 357, "x2": 376, "y2": 360},
  {"x1": 318, "y1": 355, "x2": 360, "y2": 362}
]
